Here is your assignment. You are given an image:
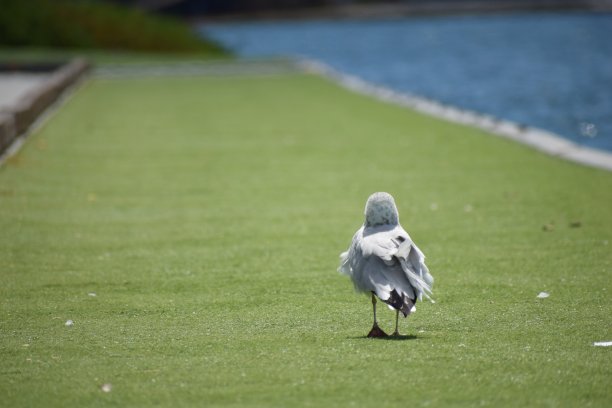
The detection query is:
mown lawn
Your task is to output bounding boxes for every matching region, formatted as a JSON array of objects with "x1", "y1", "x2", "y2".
[{"x1": 1, "y1": 69, "x2": 611, "y2": 407}]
